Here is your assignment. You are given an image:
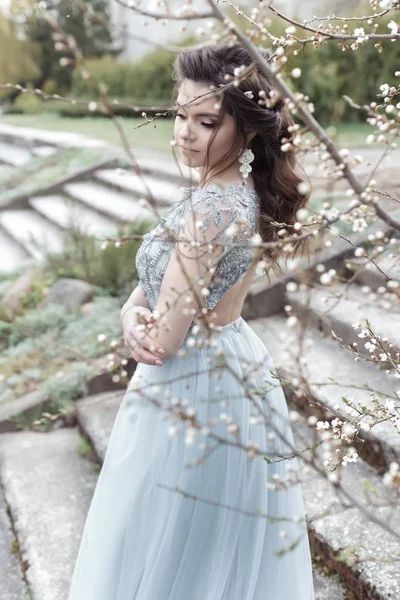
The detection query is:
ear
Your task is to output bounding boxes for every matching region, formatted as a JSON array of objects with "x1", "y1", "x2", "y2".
[{"x1": 246, "y1": 131, "x2": 257, "y2": 145}]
